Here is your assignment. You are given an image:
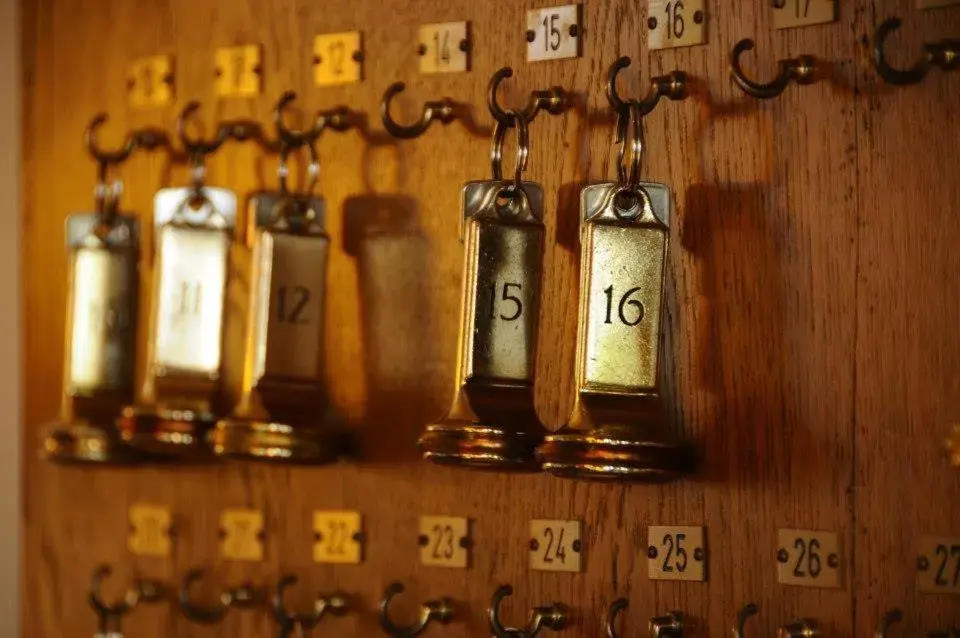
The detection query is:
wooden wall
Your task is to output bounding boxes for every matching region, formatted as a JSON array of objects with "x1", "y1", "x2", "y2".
[{"x1": 19, "y1": 0, "x2": 960, "y2": 636}]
